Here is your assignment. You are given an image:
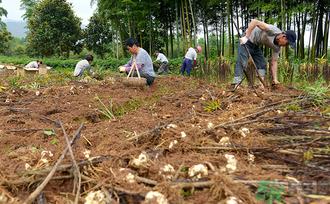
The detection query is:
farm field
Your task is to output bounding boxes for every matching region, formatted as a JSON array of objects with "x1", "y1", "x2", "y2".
[{"x1": 0, "y1": 67, "x2": 329, "y2": 203}]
